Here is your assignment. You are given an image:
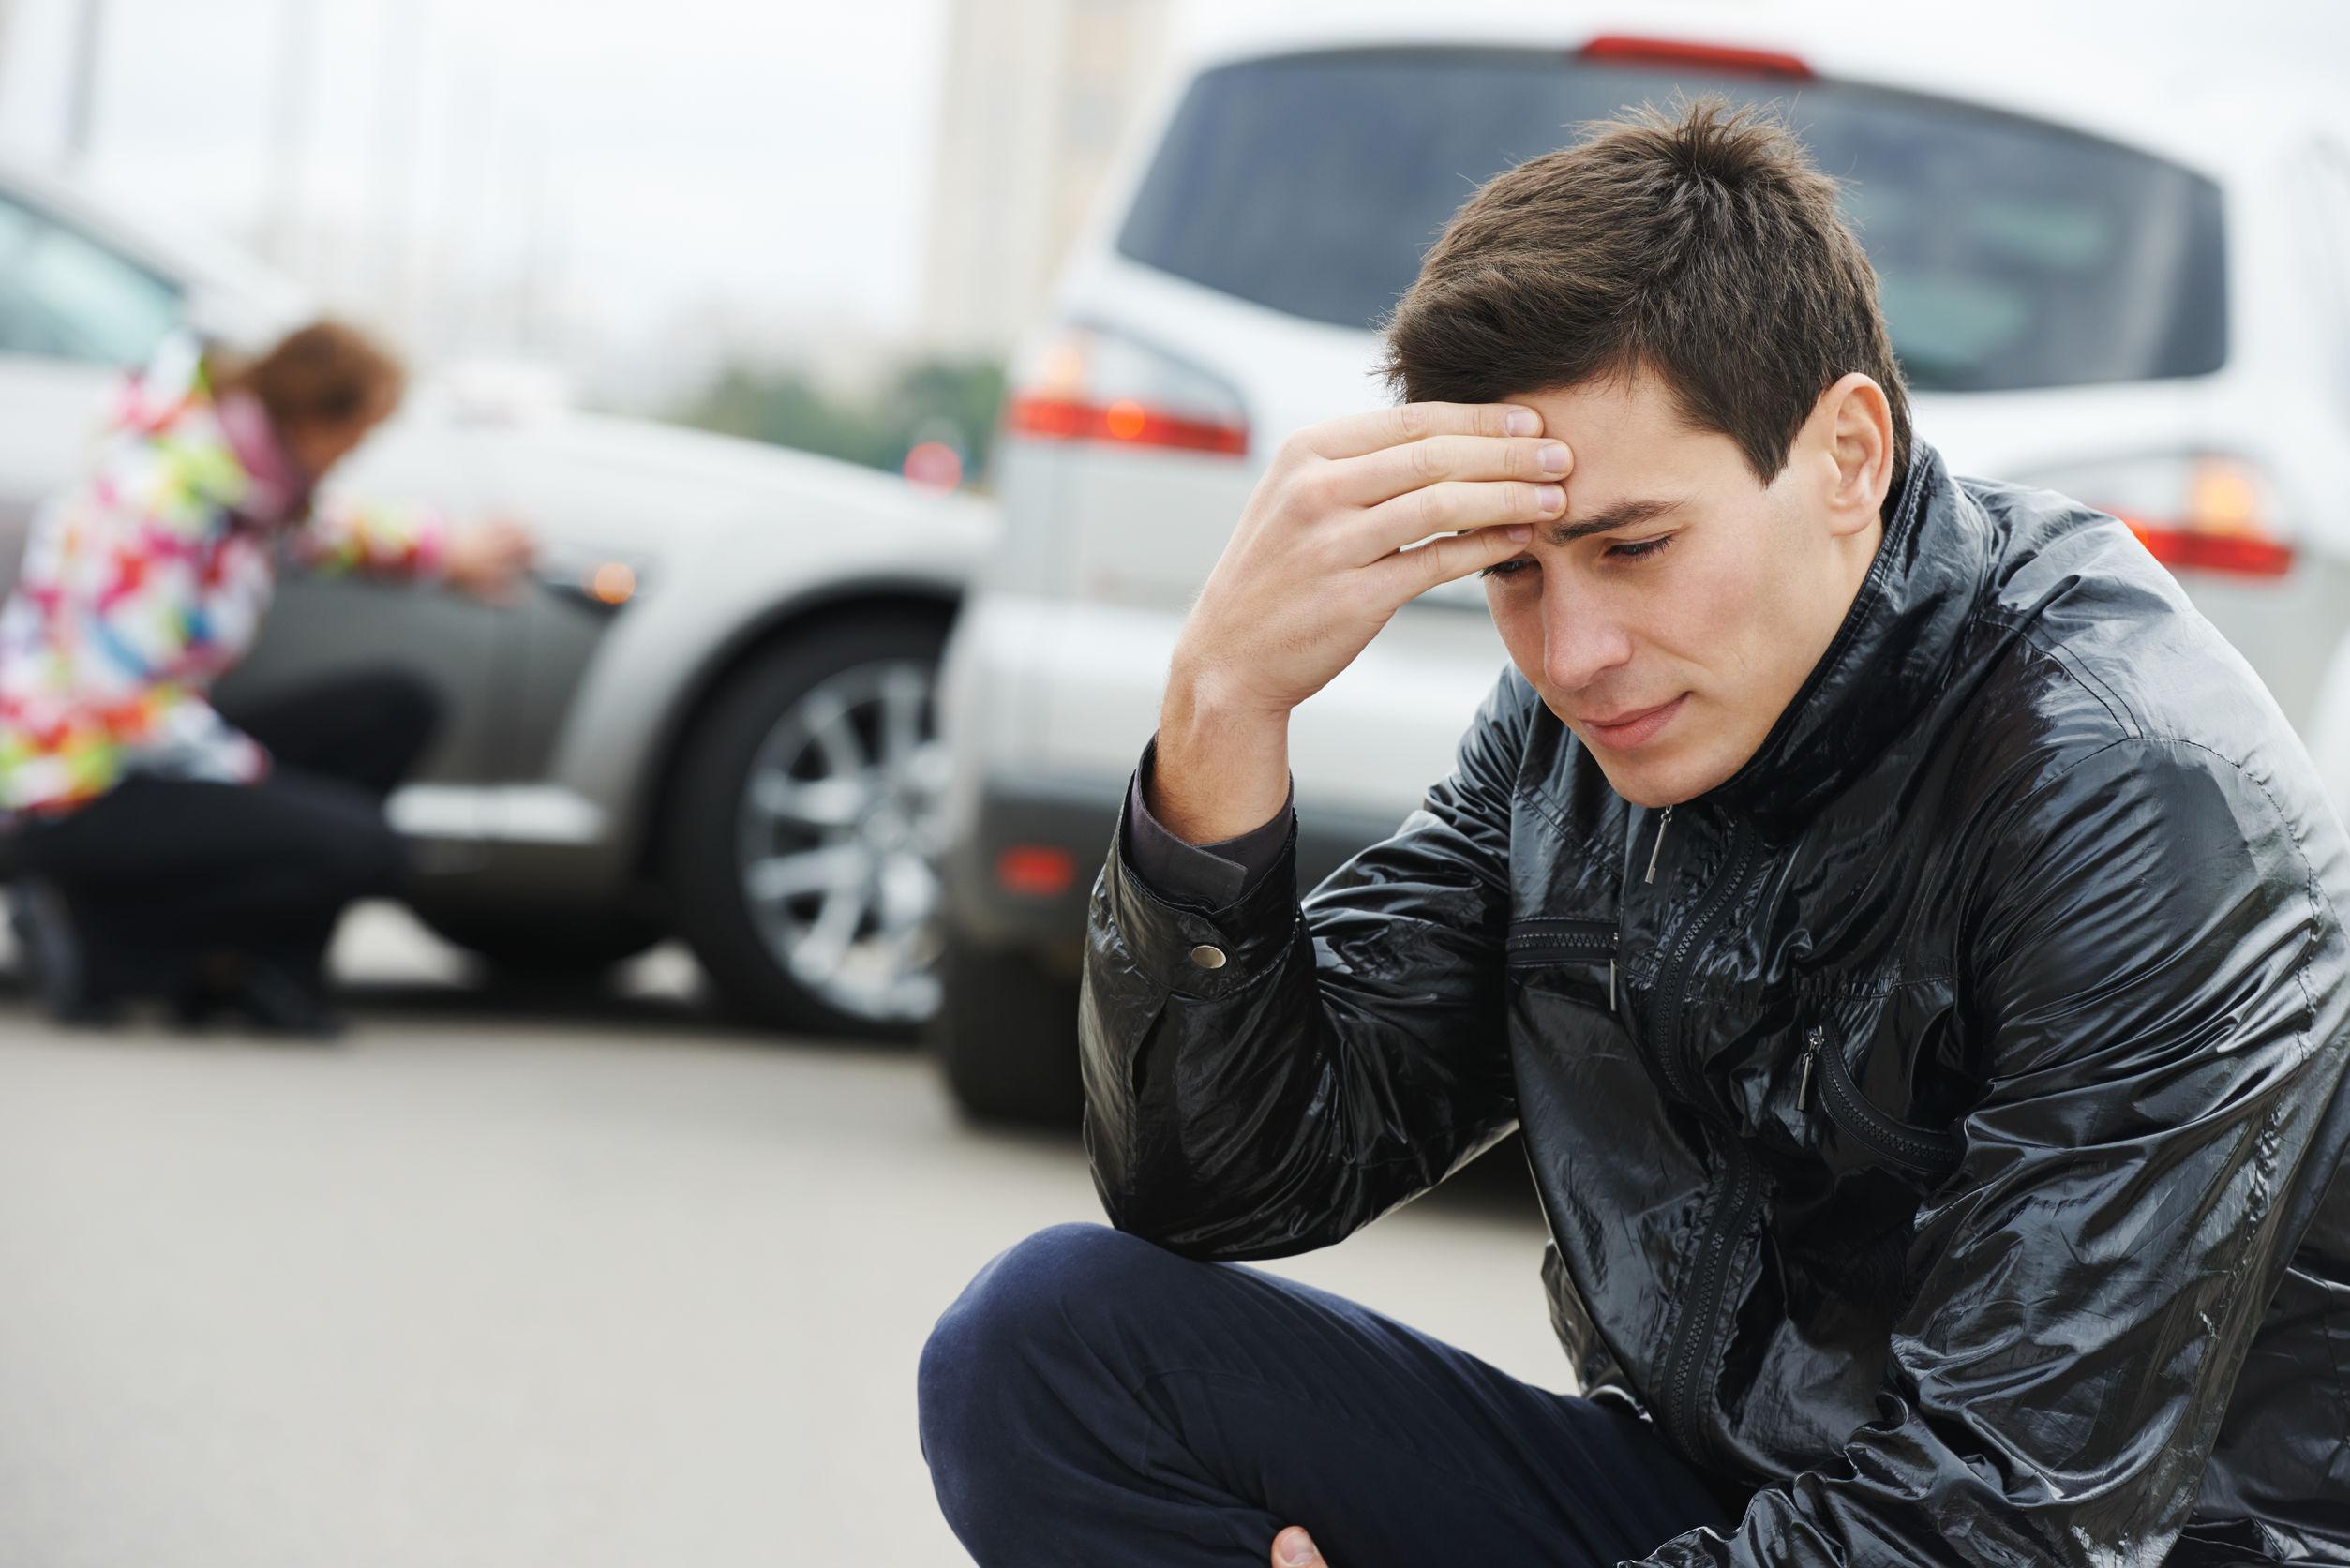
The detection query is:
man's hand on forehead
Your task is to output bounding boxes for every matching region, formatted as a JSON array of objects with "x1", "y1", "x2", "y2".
[
  {"x1": 1151, "y1": 400, "x2": 1570, "y2": 844},
  {"x1": 1178, "y1": 399, "x2": 1571, "y2": 710}
]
